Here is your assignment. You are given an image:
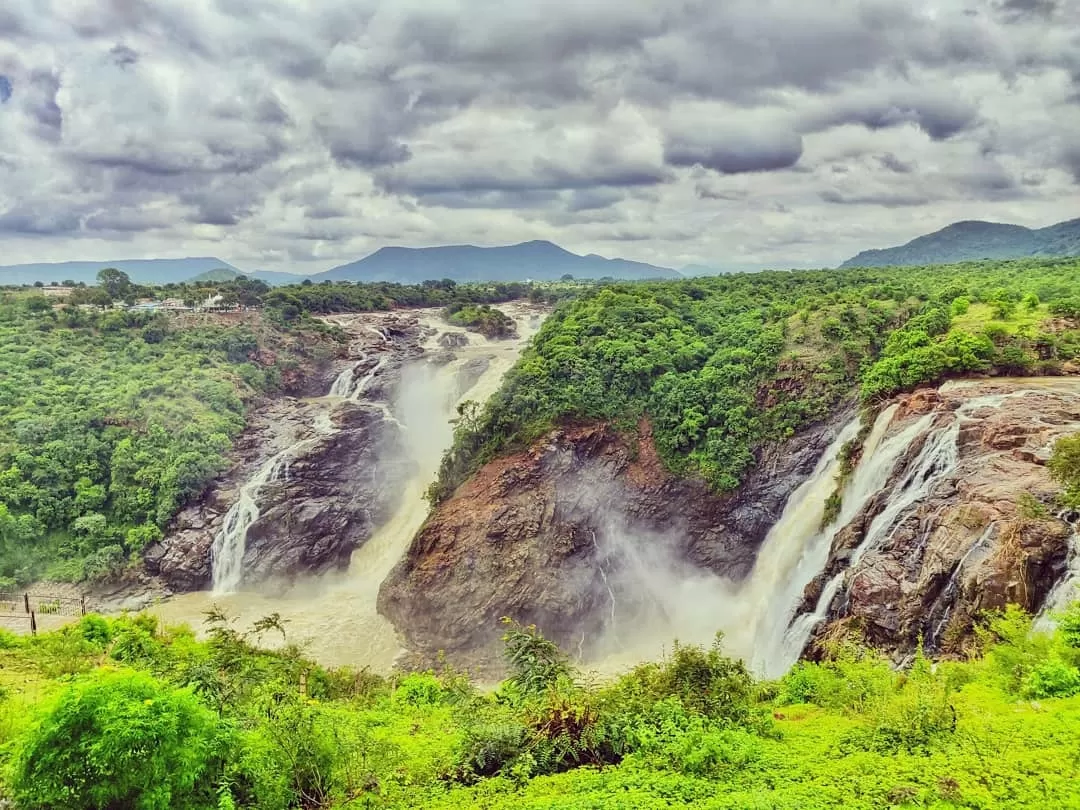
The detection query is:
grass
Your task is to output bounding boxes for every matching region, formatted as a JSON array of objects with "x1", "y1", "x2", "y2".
[{"x1": 949, "y1": 303, "x2": 1050, "y2": 337}]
